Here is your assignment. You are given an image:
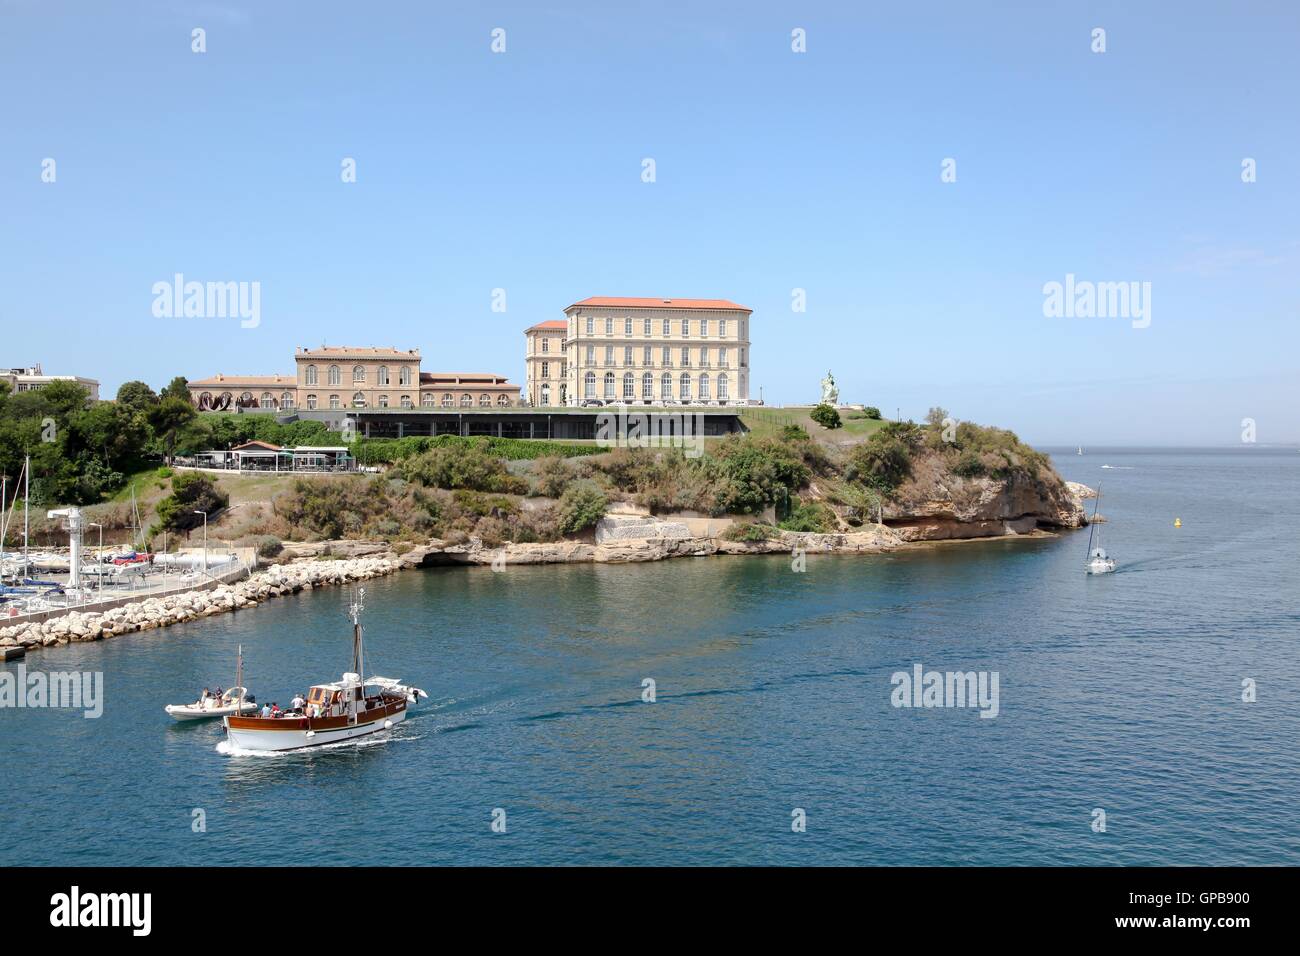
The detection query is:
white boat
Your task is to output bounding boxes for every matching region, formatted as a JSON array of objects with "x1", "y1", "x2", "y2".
[
  {"x1": 166, "y1": 686, "x2": 258, "y2": 721},
  {"x1": 166, "y1": 645, "x2": 258, "y2": 720},
  {"x1": 1084, "y1": 487, "x2": 1116, "y2": 574},
  {"x1": 223, "y1": 589, "x2": 426, "y2": 752}
]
